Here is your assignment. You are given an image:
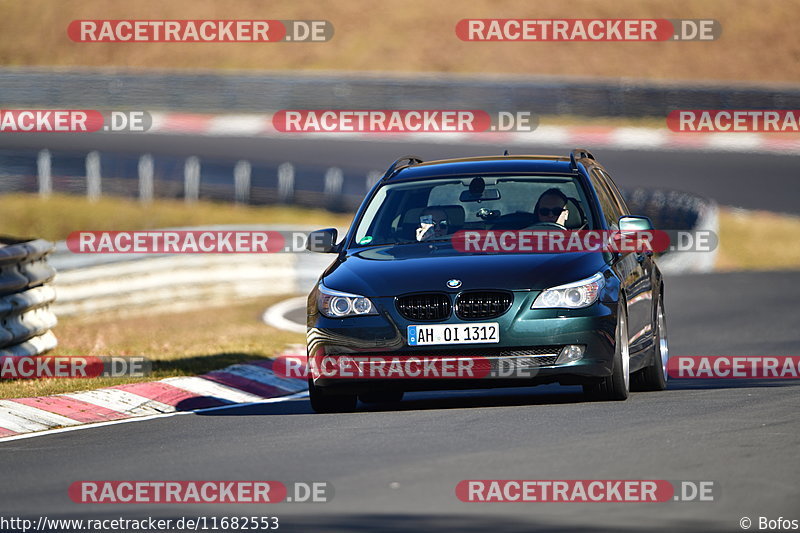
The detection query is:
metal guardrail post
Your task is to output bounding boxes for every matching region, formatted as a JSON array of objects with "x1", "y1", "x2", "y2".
[
  {"x1": 278, "y1": 162, "x2": 294, "y2": 203},
  {"x1": 37, "y1": 149, "x2": 51, "y2": 198},
  {"x1": 86, "y1": 151, "x2": 101, "y2": 202},
  {"x1": 365, "y1": 170, "x2": 381, "y2": 191},
  {"x1": 324, "y1": 167, "x2": 344, "y2": 211},
  {"x1": 234, "y1": 160, "x2": 251, "y2": 204},
  {"x1": 184, "y1": 156, "x2": 200, "y2": 203},
  {"x1": 138, "y1": 154, "x2": 154, "y2": 204}
]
